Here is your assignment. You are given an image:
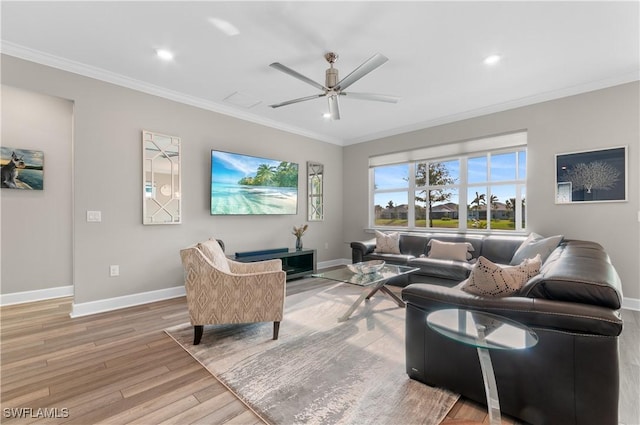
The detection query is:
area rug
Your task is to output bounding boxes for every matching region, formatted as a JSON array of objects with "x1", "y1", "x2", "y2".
[{"x1": 165, "y1": 281, "x2": 459, "y2": 425}]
